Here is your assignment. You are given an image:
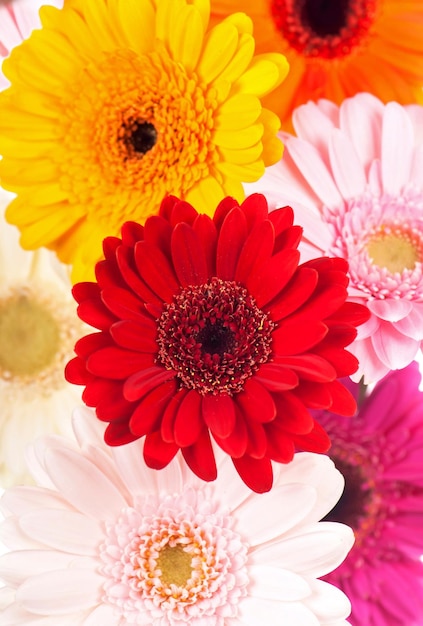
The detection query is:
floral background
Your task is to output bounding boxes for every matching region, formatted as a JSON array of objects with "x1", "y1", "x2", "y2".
[{"x1": 0, "y1": 0, "x2": 423, "y2": 624}]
